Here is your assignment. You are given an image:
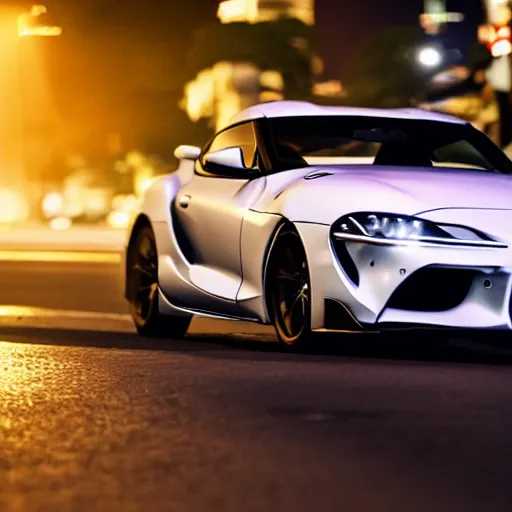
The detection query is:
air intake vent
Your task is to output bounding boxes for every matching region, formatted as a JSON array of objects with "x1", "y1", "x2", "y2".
[{"x1": 304, "y1": 171, "x2": 332, "y2": 180}]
